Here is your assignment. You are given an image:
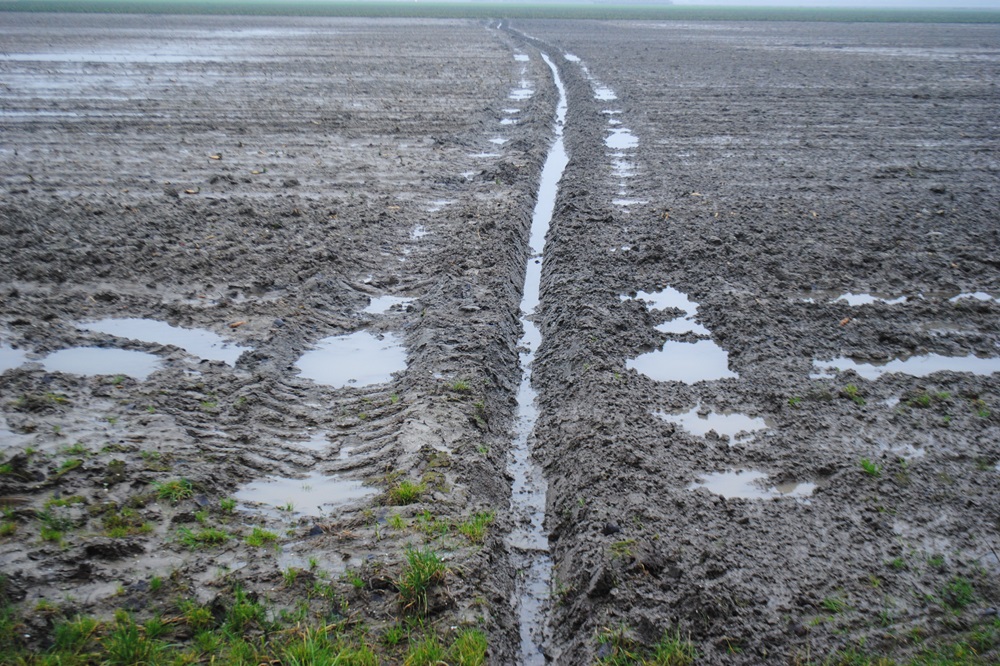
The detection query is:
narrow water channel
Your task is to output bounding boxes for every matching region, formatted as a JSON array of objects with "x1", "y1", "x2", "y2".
[{"x1": 507, "y1": 52, "x2": 568, "y2": 666}]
